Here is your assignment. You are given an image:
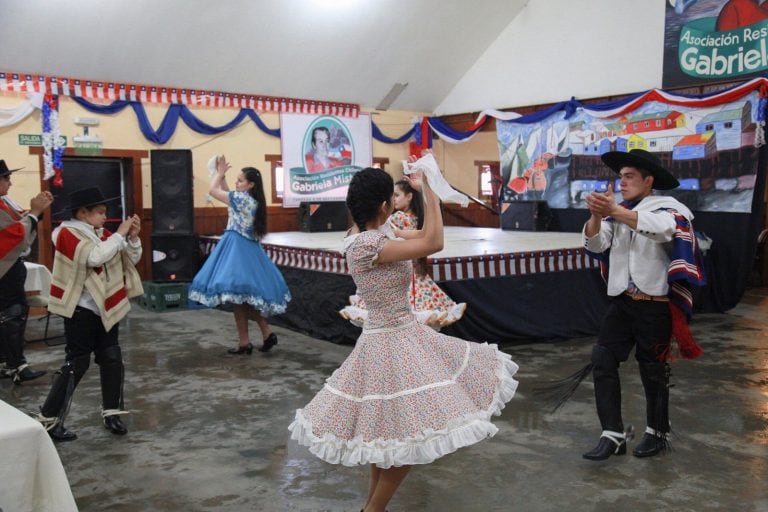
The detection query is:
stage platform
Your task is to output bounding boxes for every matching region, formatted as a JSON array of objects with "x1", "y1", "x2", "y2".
[{"x1": 199, "y1": 227, "x2": 610, "y2": 344}]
